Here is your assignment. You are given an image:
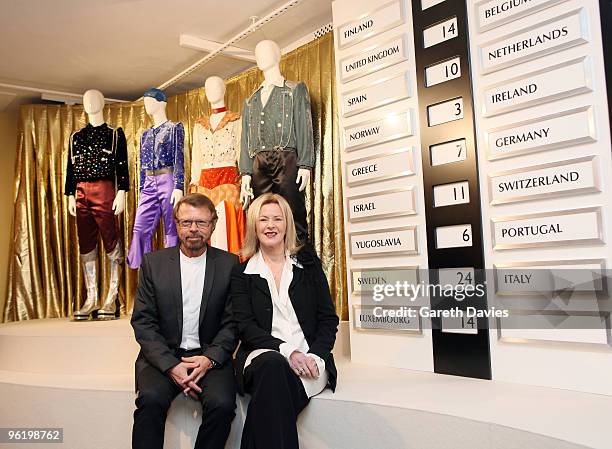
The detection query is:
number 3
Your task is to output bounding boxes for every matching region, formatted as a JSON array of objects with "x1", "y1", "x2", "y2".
[{"x1": 454, "y1": 102, "x2": 462, "y2": 116}]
